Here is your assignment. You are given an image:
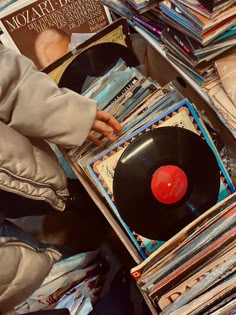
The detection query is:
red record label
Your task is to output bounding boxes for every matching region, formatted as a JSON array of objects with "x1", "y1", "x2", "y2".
[{"x1": 151, "y1": 165, "x2": 188, "y2": 204}]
